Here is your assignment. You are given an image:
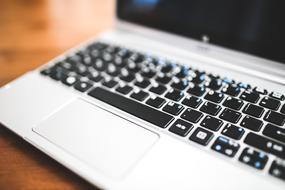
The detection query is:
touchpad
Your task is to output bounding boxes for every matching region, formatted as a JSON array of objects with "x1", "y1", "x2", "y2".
[{"x1": 33, "y1": 98, "x2": 159, "y2": 179}]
